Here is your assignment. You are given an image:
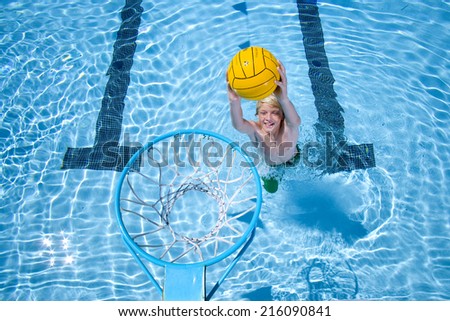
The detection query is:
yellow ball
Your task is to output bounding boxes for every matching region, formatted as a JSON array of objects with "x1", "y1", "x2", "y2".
[{"x1": 227, "y1": 46, "x2": 280, "y2": 101}]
